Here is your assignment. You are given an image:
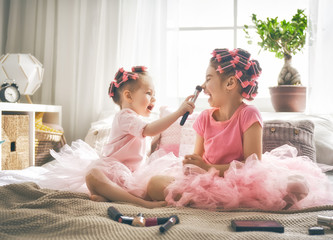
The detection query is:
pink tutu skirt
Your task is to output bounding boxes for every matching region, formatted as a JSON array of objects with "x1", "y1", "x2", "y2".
[
  {"x1": 38, "y1": 141, "x2": 333, "y2": 211},
  {"x1": 165, "y1": 144, "x2": 333, "y2": 210},
  {"x1": 37, "y1": 140, "x2": 183, "y2": 198}
]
